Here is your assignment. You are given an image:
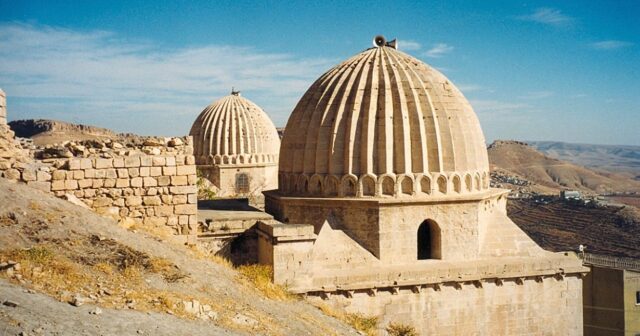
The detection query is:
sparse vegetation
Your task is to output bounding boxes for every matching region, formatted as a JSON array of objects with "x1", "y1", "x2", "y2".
[
  {"x1": 237, "y1": 264, "x2": 296, "y2": 301},
  {"x1": 386, "y1": 322, "x2": 418, "y2": 336},
  {"x1": 315, "y1": 302, "x2": 379, "y2": 336},
  {"x1": 196, "y1": 169, "x2": 217, "y2": 200}
]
